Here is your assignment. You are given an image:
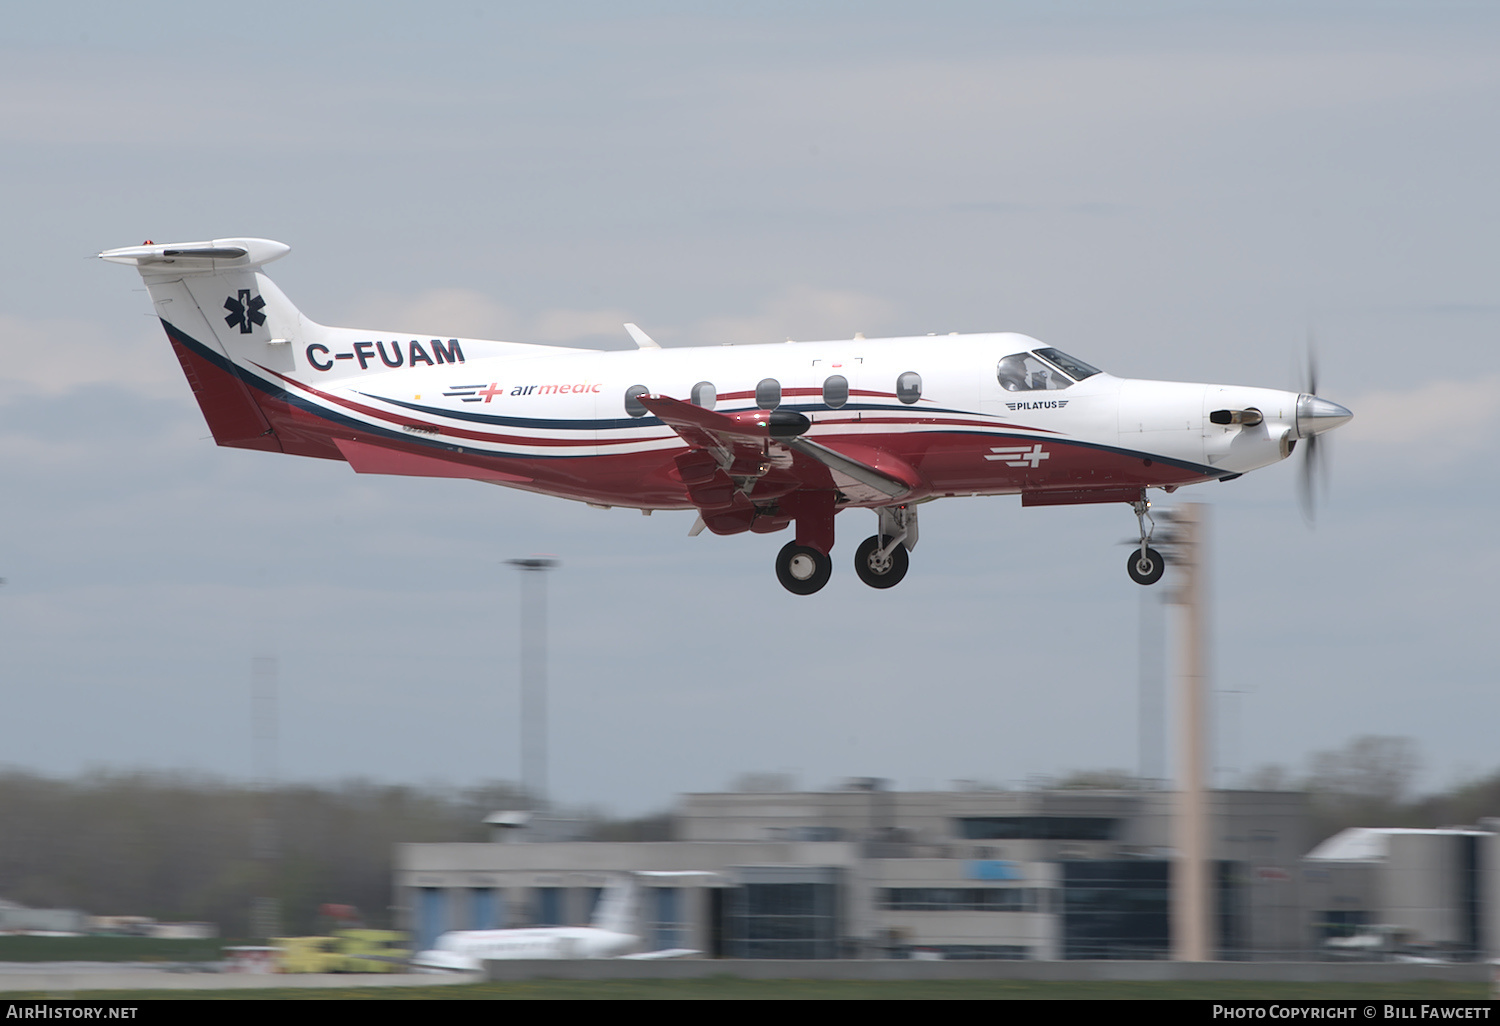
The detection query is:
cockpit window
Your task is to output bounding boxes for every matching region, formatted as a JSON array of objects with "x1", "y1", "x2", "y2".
[
  {"x1": 1033, "y1": 348, "x2": 1101, "y2": 381},
  {"x1": 997, "y1": 353, "x2": 1071, "y2": 392}
]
